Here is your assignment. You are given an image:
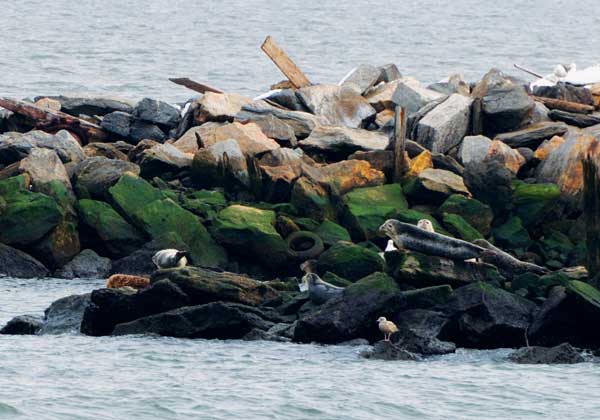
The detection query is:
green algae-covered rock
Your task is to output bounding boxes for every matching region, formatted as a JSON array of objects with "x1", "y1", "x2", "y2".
[
  {"x1": 512, "y1": 181, "x2": 560, "y2": 227},
  {"x1": 214, "y1": 204, "x2": 288, "y2": 267},
  {"x1": 567, "y1": 280, "x2": 600, "y2": 308},
  {"x1": 77, "y1": 199, "x2": 145, "y2": 256},
  {"x1": 492, "y1": 216, "x2": 532, "y2": 250},
  {"x1": 386, "y1": 250, "x2": 503, "y2": 288},
  {"x1": 321, "y1": 271, "x2": 353, "y2": 287},
  {"x1": 345, "y1": 271, "x2": 399, "y2": 296},
  {"x1": 403, "y1": 285, "x2": 453, "y2": 308},
  {"x1": 438, "y1": 194, "x2": 493, "y2": 236},
  {"x1": 293, "y1": 217, "x2": 321, "y2": 232},
  {"x1": 31, "y1": 218, "x2": 80, "y2": 268},
  {"x1": 317, "y1": 241, "x2": 384, "y2": 281},
  {"x1": 0, "y1": 176, "x2": 64, "y2": 246},
  {"x1": 342, "y1": 184, "x2": 408, "y2": 240},
  {"x1": 395, "y1": 209, "x2": 446, "y2": 235},
  {"x1": 132, "y1": 198, "x2": 227, "y2": 268},
  {"x1": 536, "y1": 230, "x2": 574, "y2": 265},
  {"x1": 314, "y1": 220, "x2": 351, "y2": 246},
  {"x1": 108, "y1": 173, "x2": 164, "y2": 218},
  {"x1": 442, "y1": 213, "x2": 483, "y2": 242},
  {"x1": 290, "y1": 176, "x2": 335, "y2": 221},
  {"x1": 511, "y1": 272, "x2": 570, "y2": 299},
  {"x1": 181, "y1": 190, "x2": 227, "y2": 220}
]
